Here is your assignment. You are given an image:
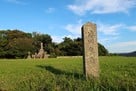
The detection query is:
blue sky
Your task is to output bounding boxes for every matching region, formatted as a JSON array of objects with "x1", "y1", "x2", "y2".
[{"x1": 0, "y1": 0, "x2": 136, "y2": 53}]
